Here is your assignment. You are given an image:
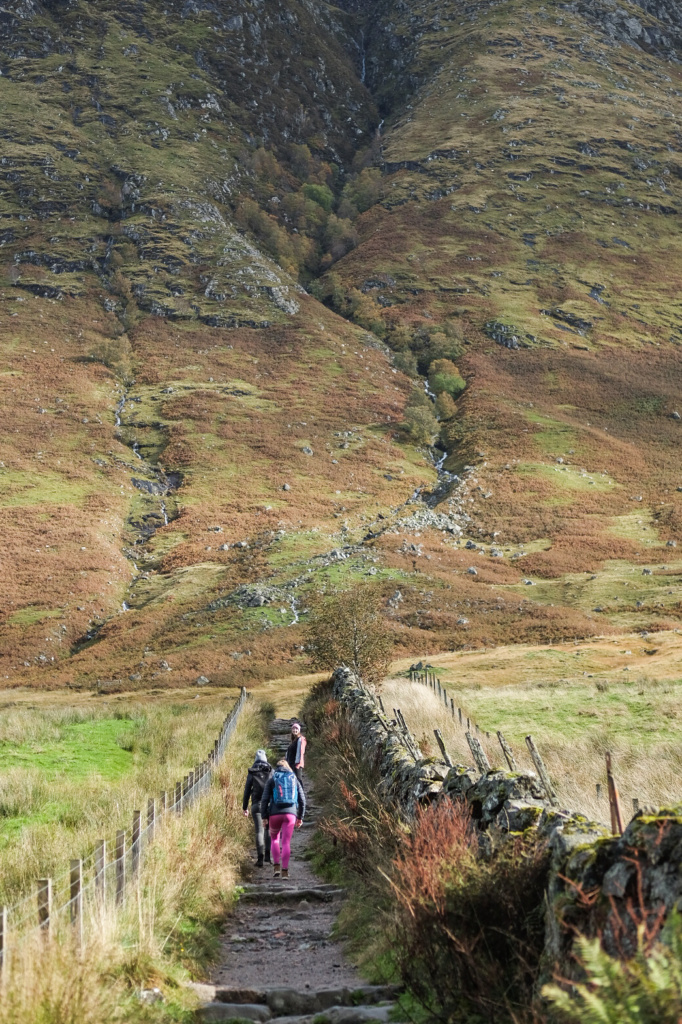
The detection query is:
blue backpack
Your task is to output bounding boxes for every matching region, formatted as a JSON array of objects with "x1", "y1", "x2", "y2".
[{"x1": 272, "y1": 769, "x2": 297, "y2": 808}]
